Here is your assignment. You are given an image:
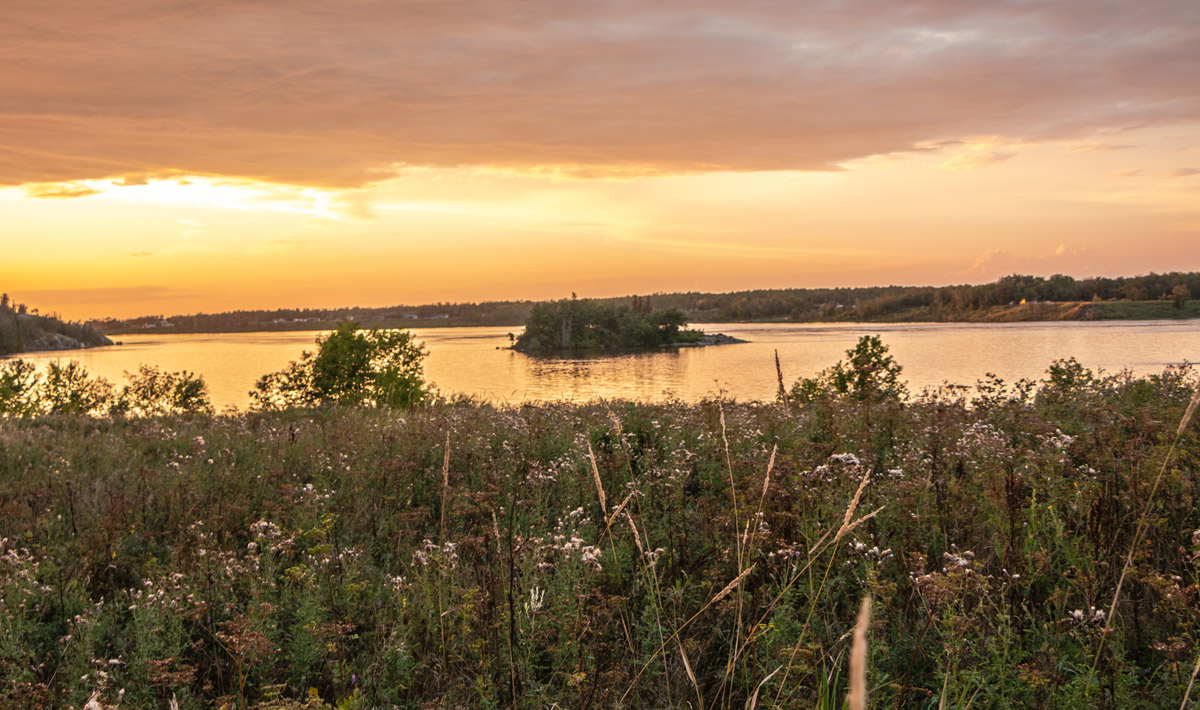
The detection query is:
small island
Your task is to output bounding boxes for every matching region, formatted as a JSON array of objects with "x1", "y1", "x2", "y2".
[
  {"x1": 512, "y1": 295, "x2": 745, "y2": 354},
  {"x1": 0, "y1": 293, "x2": 113, "y2": 355}
]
